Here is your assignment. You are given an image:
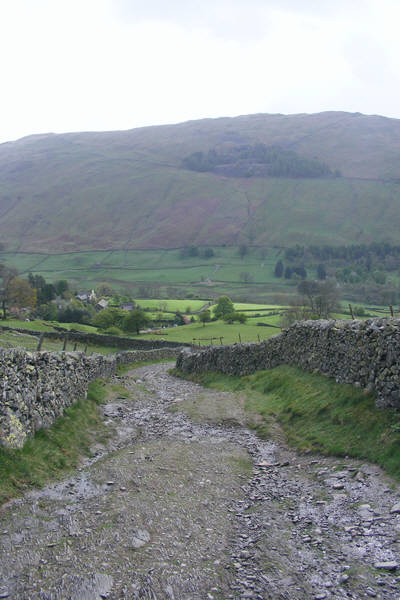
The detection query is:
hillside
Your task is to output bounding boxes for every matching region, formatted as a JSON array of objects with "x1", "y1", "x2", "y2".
[{"x1": 1, "y1": 111, "x2": 400, "y2": 252}]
